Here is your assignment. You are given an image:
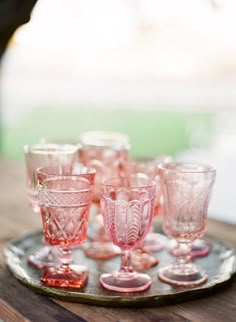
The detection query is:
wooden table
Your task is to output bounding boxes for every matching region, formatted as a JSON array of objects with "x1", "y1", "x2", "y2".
[{"x1": 0, "y1": 159, "x2": 235, "y2": 322}]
